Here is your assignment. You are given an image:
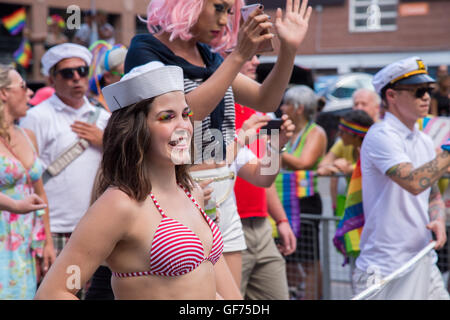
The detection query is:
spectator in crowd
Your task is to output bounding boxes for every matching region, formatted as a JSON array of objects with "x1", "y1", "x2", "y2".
[
  {"x1": 354, "y1": 56, "x2": 449, "y2": 299},
  {"x1": 124, "y1": 0, "x2": 312, "y2": 289},
  {"x1": 0, "y1": 64, "x2": 55, "y2": 299},
  {"x1": 430, "y1": 75, "x2": 449, "y2": 117},
  {"x1": 330, "y1": 109, "x2": 374, "y2": 286},
  {"x1": 88, "y1": 43, "x2": 127, "y2": 110},
  {"x1": 45, "y1": 14, "x2": 68, "y2": 50},
  {"x1": 20, "y1": 44, "x2": 110, "y2": 273},
  {"x1": 278, "y1": 85, "x2": 328, "y2": 300},
  {"x1": 317, "y1": 88, "x2": 380, "y2": 215},
  {"x1": 35, "y1": 61, "x2": 242, "y2": 300},
  {"x1": 96, "y1": 11, "x2": 115, "y2": 46},
  {"x1": 436, "y1": 64, "x2": 448, "y2": 81},
  {"x1": 234, "y1": 55, "x2": 297, "y2": 300},
  {"x1": 73, "y1": 11, "x2": 98, "y2": 48},
  {"x1": 352, "y1": 88, "x2": 381, "y2": 122}
]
